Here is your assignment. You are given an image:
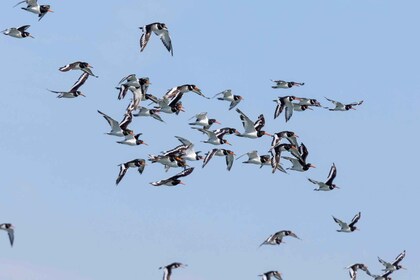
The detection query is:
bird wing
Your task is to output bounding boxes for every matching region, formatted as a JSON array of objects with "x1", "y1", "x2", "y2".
[
  {"x1": 274, "y1": 100, "x2": 285, "y2": 119},
  {"x1": 299, "y1": 143, "x2": 309, "y2": 162},
  {"x1": 325, "y1": 163, "x2": 337, "y2": 186},
  {"x1": 116, "y1": 164, "x2": 128, "y2": 185},
  {"x1": 307, "y1": 178, "x2": 321, "y2": 185},
  {"x1": 59, "y1": 61, "x2": 79, "y2": 72},
  {"x1": 325, "y1": 97, "x2": 344, "y2": 109},
  {"x1": 140, "y1": 28, "x2": 152, "y2": 52},
  {"x1": 119, "y1": 112, "x2": 133, "y2": 132},
  {"x1": 378, "y1": 256, "x2": 391, "y2": 268},
  {"x1": 97, "y1": 110, "x2": 120, "y2": 131},
  {"x1": 13, "y1": 0, "x2": 28, "y2": 8},
  {"x1": 284, "y1": 103, "x2": 294, "y2": 122},
  {"x1": 392, "y1": 250, "x2": 406, "y2": 266},
  {"x1": 229, "y1": 99, "x2": 241, "y2": 110},
  {"x1": 213, "y1": 89, "x2": 232, "y2": 99},
  {"x1": 236, "y1": 108, "x2": 256, "y2": 134},
  {"x1": 156, "y1": 27, "x2": 173, "y2": 55},
  {"x1": 27, "y1": 0, "x2": 37, "y2": 6},
  {"x1": 118, "y1": 74, "x2": 136, "y2": 85},
  {"x1": 171, "y1": 167, "x2": 194, "y2": 180},
  {"x1": 349, "y1": 100, "x2": 364, "y2": 106},
  {"x1": 349, "y1": 212, "x2": 361, "y2": 227},
  {"x1": 69, "y1": 72, "x2": 89, "y2": 93},
  {"x1": 203, "y1": 149, "x2": 218, "y2": 168},
  {"x1": 175, "y1": 136, "x2": 192, "y2": 146},
  {"x1": 7, "y1": 229, "x2": 14, "y2": 247},
  {"x1": 332, "y1": 216, "x2": 345, "y2": 227},
  {"x1": 254, "y1": 114, "x2": 265, "y2": 131},
  {"x1": 225, "y1": 152, "x2": 234, "y2": 171},
  {"x1": 17, "y1": 25, "x2": 31, "y2": 32}
]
